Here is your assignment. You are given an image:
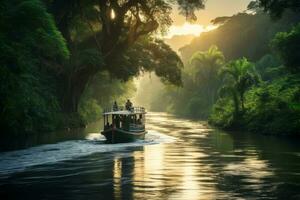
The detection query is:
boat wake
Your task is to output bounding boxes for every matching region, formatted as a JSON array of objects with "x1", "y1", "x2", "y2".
[{"x1": 0, "y1": 130, "x2": 175, "y2": 177}]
